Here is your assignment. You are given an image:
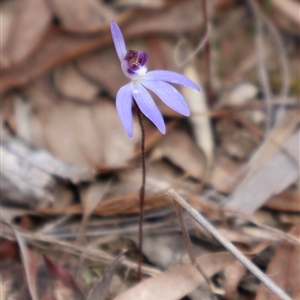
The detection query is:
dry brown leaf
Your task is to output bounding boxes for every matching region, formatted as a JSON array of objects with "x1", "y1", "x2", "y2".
[
  {"x1": 75, "y1": 48, "x2": 128, "y2": 97},
  {"x1": 24, "y1": 81, "x2": 94, "y2": 166},
  {"x1": 264, "y1": 189, "x2": 300, "y2": 212},
  {"x1": 1, "y1": 0, "x2": 51, "y2": 68},
  {"x1": 248, "y1": 110, "x2": 299, "y2": 170},
  {"x1": 1, "y1": 0, "x2": 206, "y2": 94},
  {"x1": 153, "y1": 129, "x2": 205, "y2": 179},
  {"x1": 0, "y1": 25, "x2": 112, "y2": 95},
  {"x1": 113, "y1": 252, "x2": 236, "y2": 300},
  {"x1": 209, "y1": 154, "x2": 245, "y2": 194},
  {"x1": 0, "y1": 0, "x2": 18, "y2": 67},
  {"x1": 91, "y1": 99, "x2": 140, "y2": 168},
  {"x1": 270, "y1": 0, "x2": 300, "y2": 26},
  {"x1": 225, "y1": 129, "x2": 300, "y2": 214},
  {"x1": 48, "y1": 0, "x2": 114, "y2": 33},
  {"x1": 255, "y1": 225, "x2": 300, "y2": 300},
  {"x1": 53, "y1": 62, "x2": 100, "y2": 102},
  {"x1": 23, "y1": 79, "x2": 139, "y2": 169},
  {"x1": 222, "y1": 260, "x2": 247, "y2": 299},
  {"x1": 216, "y1": 118, "x2": 260, "y2": 160},
  {"x1": 50, "y1": 163, "x2": 199, "y2": 216},
  {"x1": 112, "y1": 0, "x2": 165, "y2": 9}
]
